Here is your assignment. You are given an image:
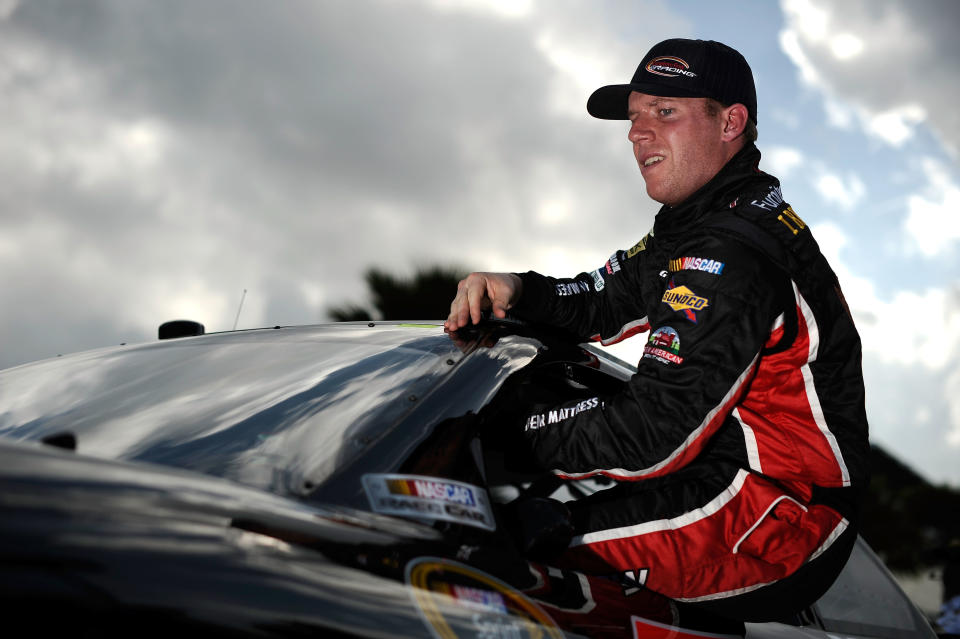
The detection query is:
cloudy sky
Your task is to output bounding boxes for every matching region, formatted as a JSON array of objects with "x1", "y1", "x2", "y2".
[{"x1": 1, "y1": 0, "x2": 958, "y2": 486}]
